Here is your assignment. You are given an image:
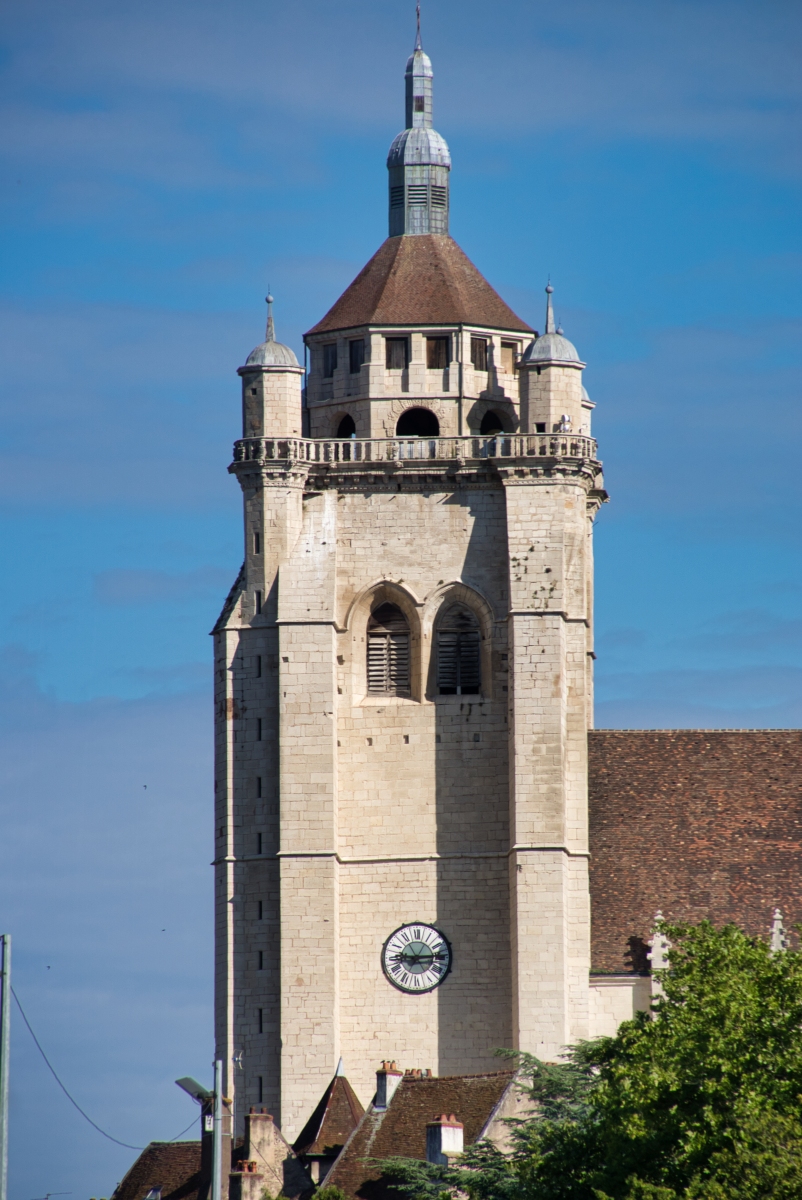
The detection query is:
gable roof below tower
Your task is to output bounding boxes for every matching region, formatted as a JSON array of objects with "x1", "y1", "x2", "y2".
[
  {"x1": 112, "y1": 1142, "x2": 204, "y2": 1200},
  {"x1": 589, "y1": 730, "x2": 802, "y2": 974},
  {"x1": 292, "y1": 1069, "x2": 365, "y2": 1158},
  {"x1": 325, "y1": 1070, "x2": 518, "y2": 1200},
  {"x1": 305, "y1": 235, "x2": 533, "y2": 336}
]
